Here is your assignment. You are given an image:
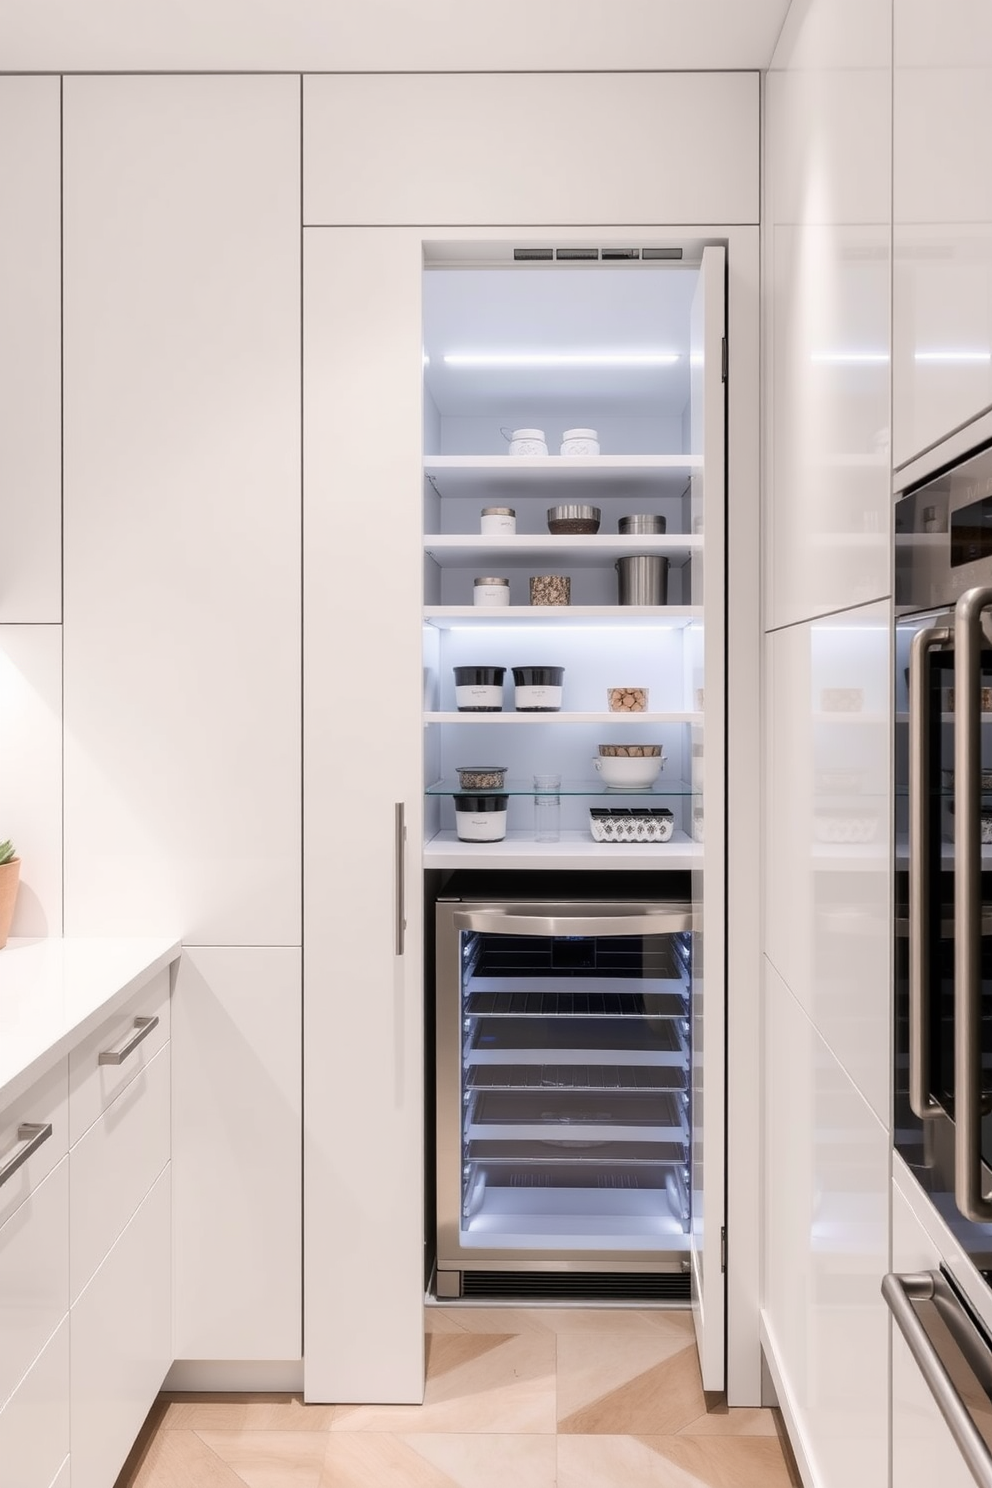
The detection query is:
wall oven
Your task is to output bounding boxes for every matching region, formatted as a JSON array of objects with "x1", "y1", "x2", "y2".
[{"x1": 895, "y1": 441, "x2": 992, "y2": 1244}]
